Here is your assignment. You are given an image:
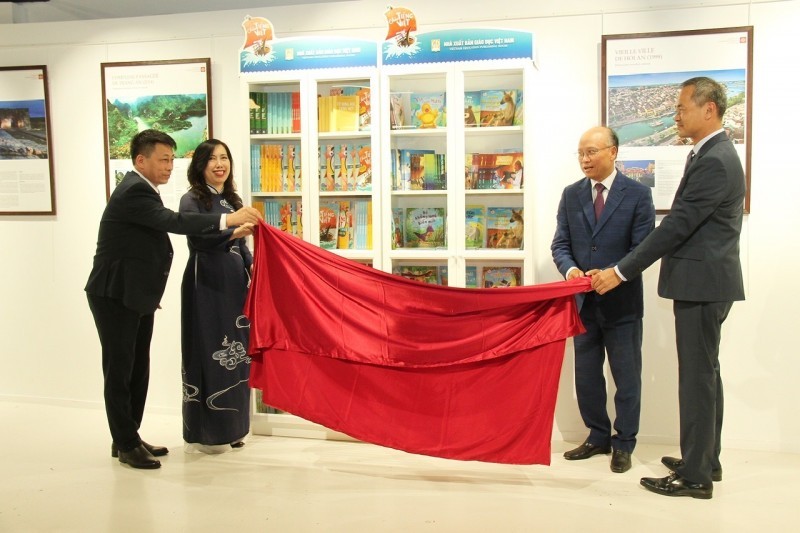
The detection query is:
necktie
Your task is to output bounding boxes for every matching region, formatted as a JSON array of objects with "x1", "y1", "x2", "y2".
[
  {"x1": 684, "y1": 150, "x2": 696, "y2": 173},
  {"x1": 594, "y1": 182, "x2": 605, "y2": 222}
]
